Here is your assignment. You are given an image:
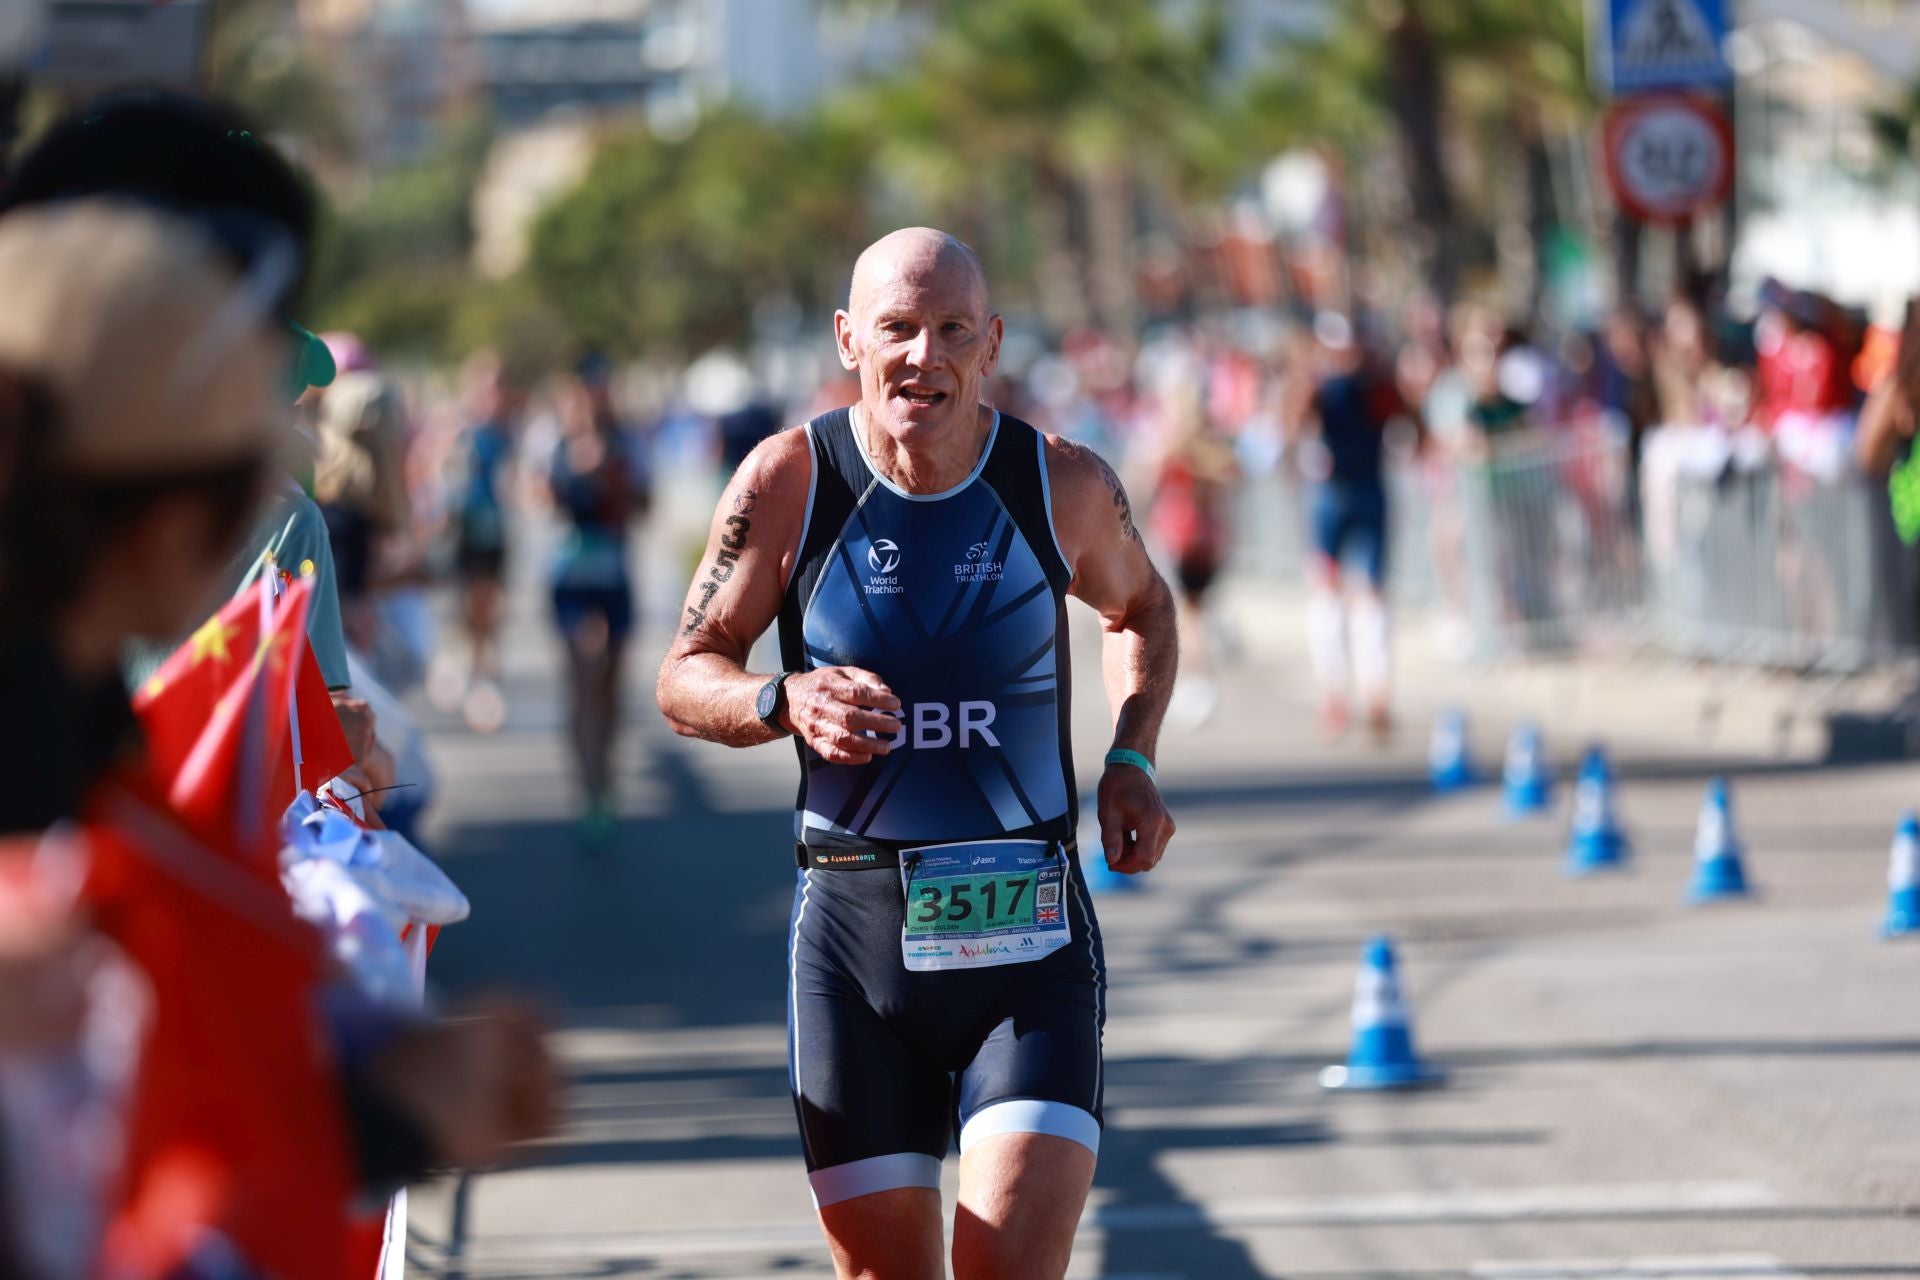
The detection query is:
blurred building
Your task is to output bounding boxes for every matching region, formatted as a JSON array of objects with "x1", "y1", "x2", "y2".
[
  {"x1": 462, "y1": 0, "x2": 918, "y2": 275},
  {"x1": 1731, "y1": 0, "x2": 1920, "y2": 319},
  {"x1": 465, "y1": 0, "x2": 915, "y2": 134},
  {"x1": 299, "y1": 0, "x2": 478, "y2": 166}
]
